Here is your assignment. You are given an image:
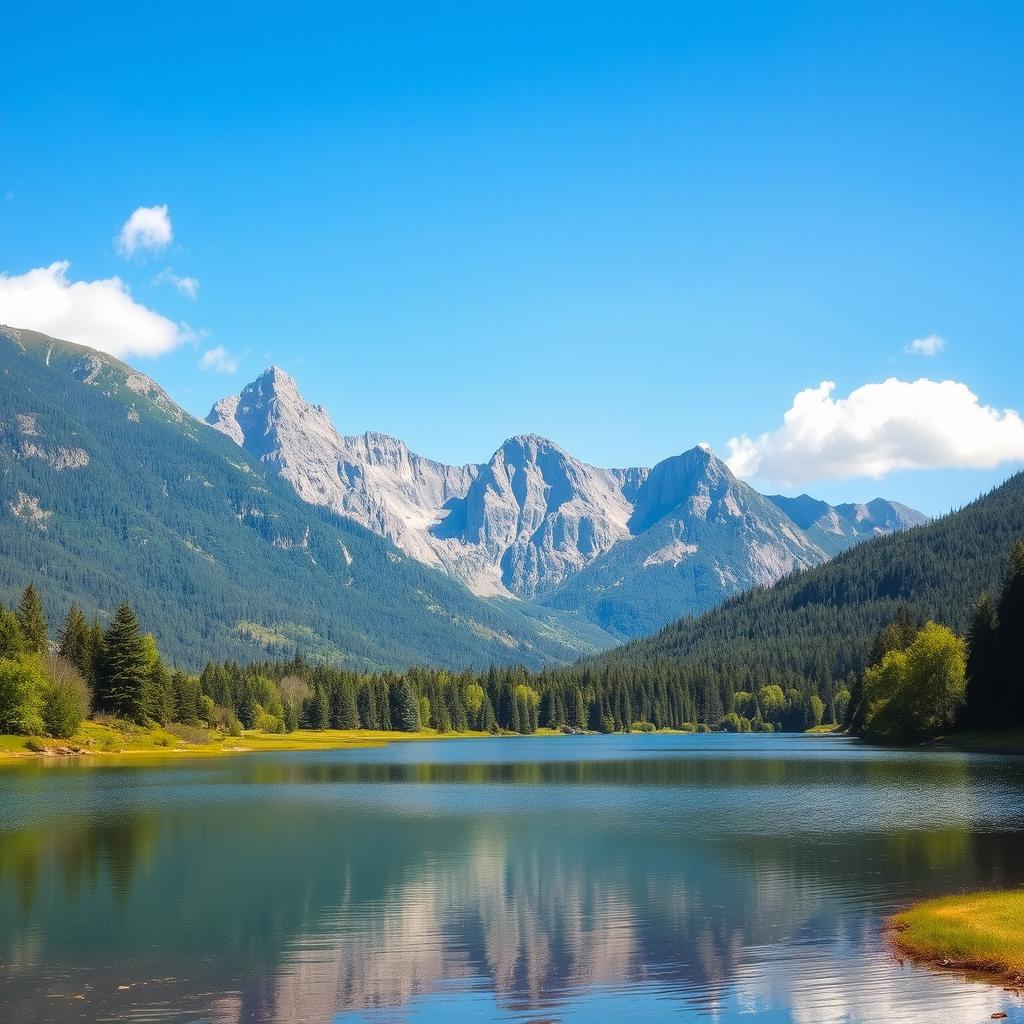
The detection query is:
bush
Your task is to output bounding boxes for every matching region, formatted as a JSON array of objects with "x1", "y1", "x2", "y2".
[
  {"x1": 0, "y1": 658, "x2": 45, "y2": 735},
  {"x1": 630, "y1": 721, "x2": 656, "y2": 732},
  {"x1": 166, "y1": 722, "x2": 212, "y2": 745},
  {"x1": 25, "y1": 737, "x2": 46, "y2": 752},
  {"x1": 253, "y1": 708, "x2": 286, "y2": 733},
  {"x1": 40, "y1": 656, "x2": 90, "y2": 739}
]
